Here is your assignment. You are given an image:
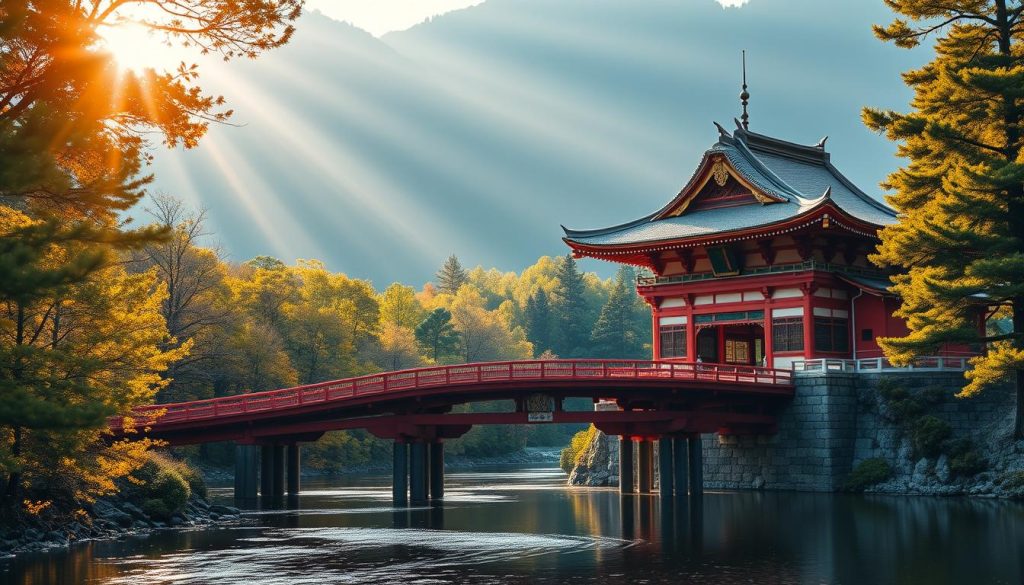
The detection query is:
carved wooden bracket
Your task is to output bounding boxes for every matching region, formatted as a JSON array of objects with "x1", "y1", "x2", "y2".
[
  {"x1": 793, "y1": 235, "x2": 814, "y2": 262},
  {"x1": 757, "y1": 238, "x2": 776, "y2": 266},
  {"x1": 676, "y1": 248, "x2": 696, "y2": 274},
  {"x1": 647, "y1": 252, "x2": 665, "y2": 275}
]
